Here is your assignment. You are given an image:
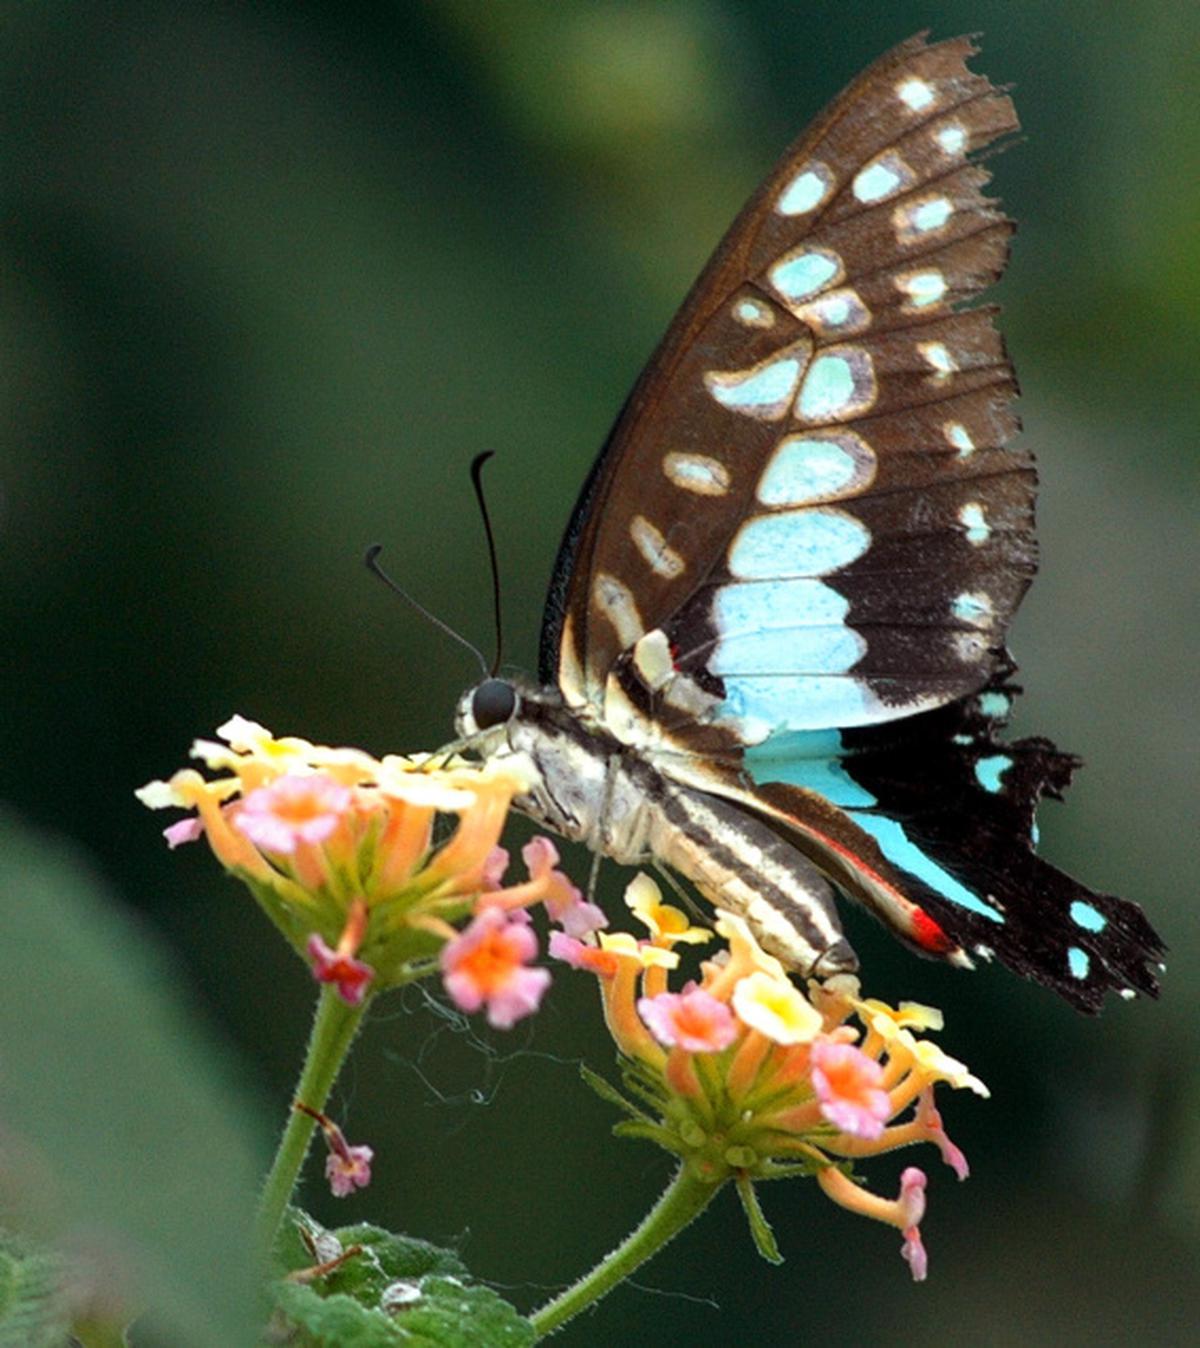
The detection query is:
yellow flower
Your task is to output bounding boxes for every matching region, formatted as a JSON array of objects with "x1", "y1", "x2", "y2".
[
  {"x1": 625, "y1": 875, "x2": 712, "y2": 947},
  {"x1": 597, "y1": 931, "x2": 680, "y2": 971},
  {"x1": 730, "y1": 972, "x2": 823, "y2": 1045}
]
